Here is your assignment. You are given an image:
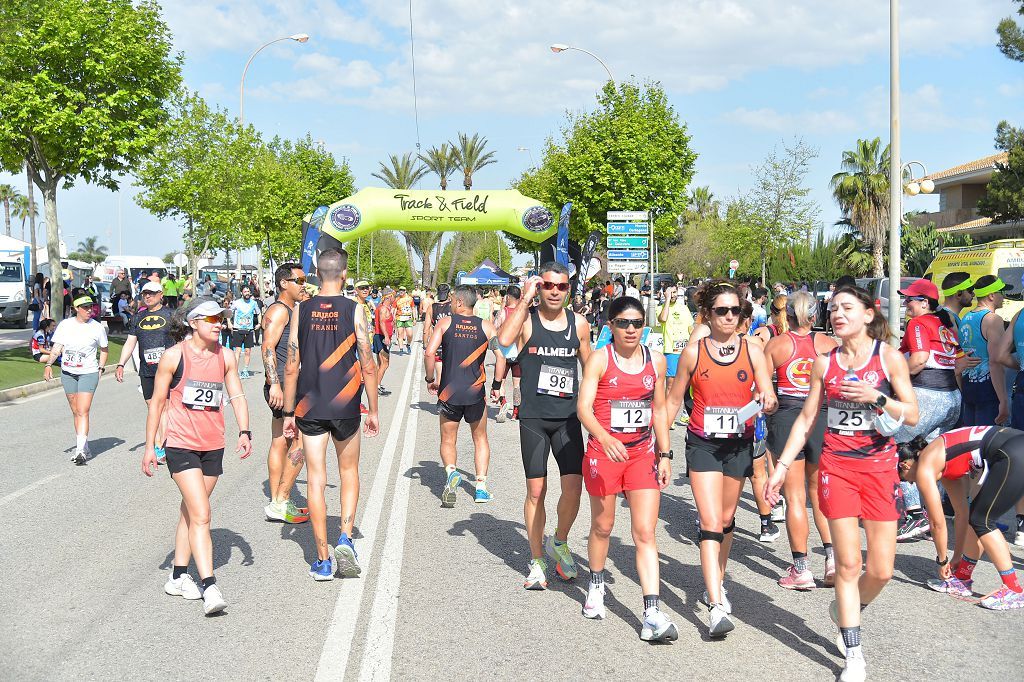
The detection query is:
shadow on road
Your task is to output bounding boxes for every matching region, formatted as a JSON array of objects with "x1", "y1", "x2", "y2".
[
  {"x1": 64, "y1": 436, "x2": 125, "y2": 460},
  {"x1": 159, "y1": 527, "x2": 254, "y2": 571}
]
